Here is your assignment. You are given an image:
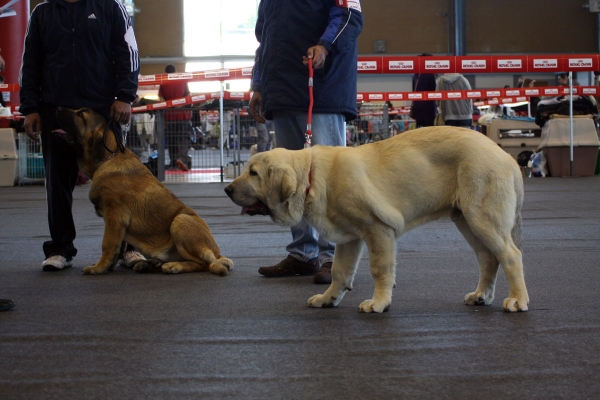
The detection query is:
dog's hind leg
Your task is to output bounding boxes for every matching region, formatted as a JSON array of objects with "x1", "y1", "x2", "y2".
[
  {"x1": 162, "y1": 214, "x2": 234, "y2": 275},
  {"x1": 307, "y1": 239, "x2": 364, "y2": 309},
  {"x1": 460, "y1": 207, "x2": 529, "y2": 312},
  {"x1": 452, "y1": 210, "x2": 499, "y2": 306}
]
